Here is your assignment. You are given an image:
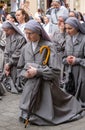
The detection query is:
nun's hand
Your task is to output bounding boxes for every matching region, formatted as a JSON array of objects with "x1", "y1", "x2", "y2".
[
  {"x1": 69, "y1": 56, "x2": 76, "y2": 65},
  {"x1": 66, "y1": 56, "x2": 76, "y2": 65},
  {"x1": 24, "y1": 66, "x2": 37, "y2": 78},
  {"x1": 4, "y1": 63, "x2": 10, "y2": 71},
  {"x1": 4, "y1": 63, "x2": 10, "y2": 76},
  {"x1": 5, "y1": 70, "x2": 10, "y2": 76}
]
